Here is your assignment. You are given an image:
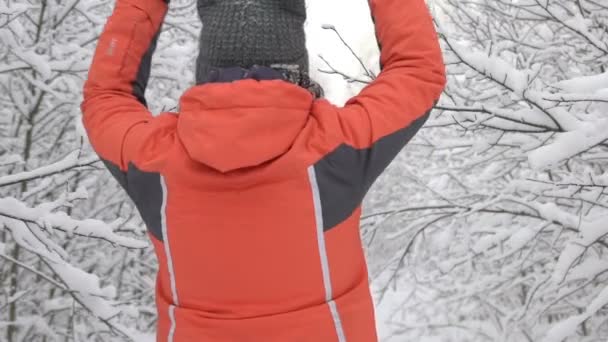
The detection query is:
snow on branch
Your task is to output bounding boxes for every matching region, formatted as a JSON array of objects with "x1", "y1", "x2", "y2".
[
  {"x1": 552, "y1": 215, "x2": 608, "y2": 284},
  {"x1": 440, "y1": 34, "x2": 581, "y2": 132},
  {"x1": 528, "y1": 119, "x2": 608, "y2": 169},
  {"x1": 0, "y1": 150, "x2": 99, "y2": 187},
  {"x1": 535, "y1": 0, "x2": 608, "y2": 55},
  {"x1": 541, "y1": 91, "x2": 608, "y2": 103},
  {"x1": 434, "y1": 105, "x2": 559, "y2": 132},
  {"x1": 1, "y1": 218, "x2": 143, "y2": 341},
  {"x1": 0, "y1": 194, "x2": 147, "y2": 249},
  {"x1": 553, "y1": 71, "x2": 608, "y2": 93},
  {"x1": 541, "y1": 285, "x2": 608, "y2": 342}
]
